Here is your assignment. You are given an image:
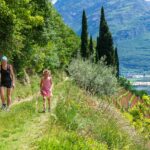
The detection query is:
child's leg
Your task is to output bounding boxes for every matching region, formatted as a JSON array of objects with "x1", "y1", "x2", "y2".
[
  {"x1": 48, "y1": 96, "x2": 51, "y2": 111},
  {"x1": 43, "y1": 96, "x2": 46, "y2": 112}
]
